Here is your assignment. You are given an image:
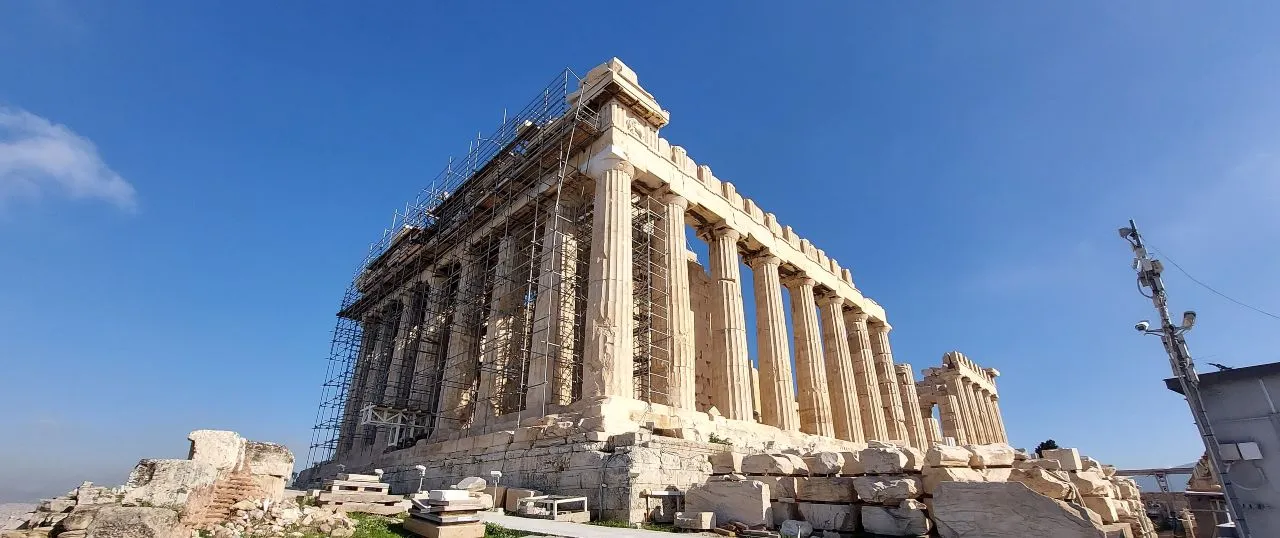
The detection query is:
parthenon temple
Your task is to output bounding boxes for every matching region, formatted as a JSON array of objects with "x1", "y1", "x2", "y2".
[{"x1": 302, "y1": 58, "x2": 1009, "y2": 518}]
